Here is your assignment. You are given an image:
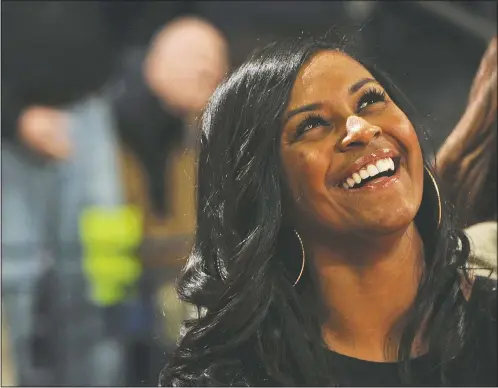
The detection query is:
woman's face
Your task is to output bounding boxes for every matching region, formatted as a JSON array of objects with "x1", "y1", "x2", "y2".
[{"x1": 280, "y1": 50, "x2": 424, "y2": 238}]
